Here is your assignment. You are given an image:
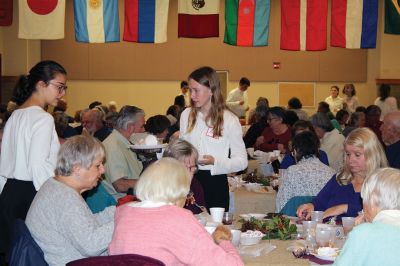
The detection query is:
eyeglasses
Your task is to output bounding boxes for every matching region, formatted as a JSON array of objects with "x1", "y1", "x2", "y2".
[{"x1": 48, "y1": 82, "x2": 68, "y2": 93}]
